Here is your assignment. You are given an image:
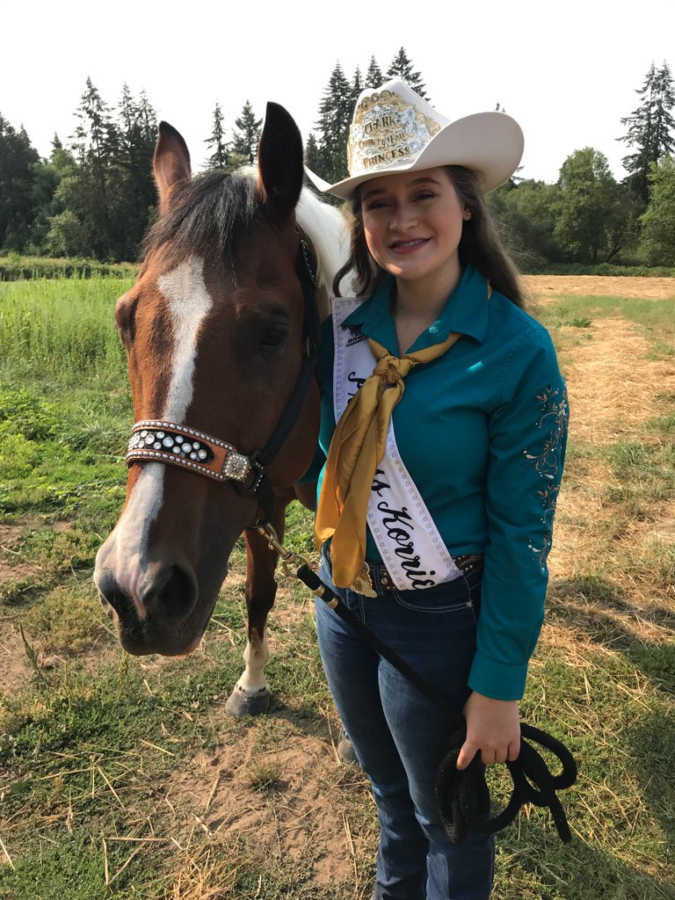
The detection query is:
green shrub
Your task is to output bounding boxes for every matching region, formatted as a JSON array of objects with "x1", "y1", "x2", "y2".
[
  {"x1": 0, "y1": 386, "x2": 59, "y2": 440},
  {"x1": 0, "y1": 432, "x2": 41, "y2": 478},
  {"x1": 0, "y1": 255, "x2": 137, "y2": 281}
]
